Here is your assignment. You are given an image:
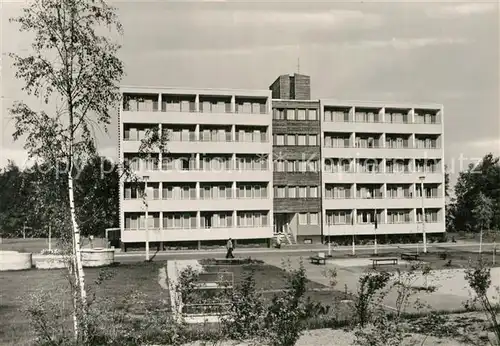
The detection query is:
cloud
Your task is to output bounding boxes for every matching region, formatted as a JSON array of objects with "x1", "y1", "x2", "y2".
[
  {"x1": 468, "y1": 138, "x2": 500, "y2": 153},
  {"x1": 340, "y1": 37, "x2": 468, "y2": 50},
  {"x1": 427, "y1": 3, "x2": 497, "y2": 18},
  {"x1": 231, "y1": 9, "x2": 381, "y2": 27}
]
